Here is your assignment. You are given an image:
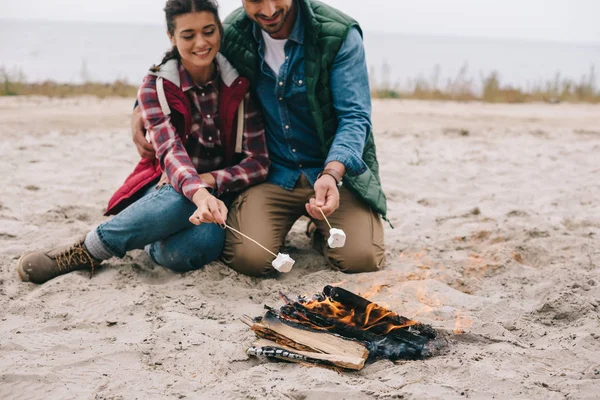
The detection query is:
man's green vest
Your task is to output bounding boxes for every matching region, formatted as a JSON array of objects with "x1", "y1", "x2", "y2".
[{"x1": 222, "y1": 0, "x2": 388, "y2": 221}]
